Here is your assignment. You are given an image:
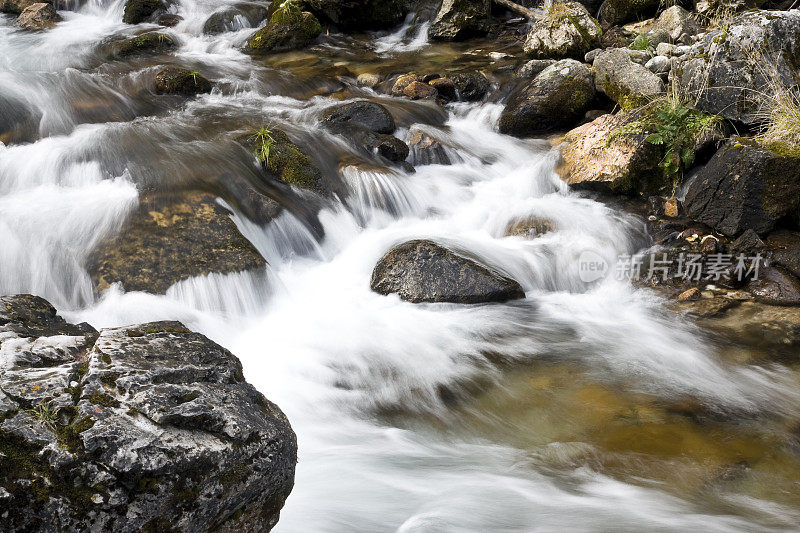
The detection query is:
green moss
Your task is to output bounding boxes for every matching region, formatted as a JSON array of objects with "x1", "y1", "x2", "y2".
[
  {"x1": 87, "y1": 394, "x2": 120, "y2": 408},
  {"x1": 116, "y1": 32, "x2": 176, "y2": 57},
  {"x1": 250, "y1": 129, "x2": 324, "y2": 192},
  {"x1": 246, "y1": 8, "x2": 321, "y2": 53}
]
